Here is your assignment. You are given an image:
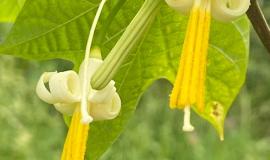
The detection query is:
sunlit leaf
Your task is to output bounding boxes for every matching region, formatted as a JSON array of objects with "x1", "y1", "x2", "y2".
[
  {"x1": 0, "y1": 0, "x2": 249, "y2": 159},
  {"x1": 0, "y1": 0, "x2": 26, "y2": 22}
]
